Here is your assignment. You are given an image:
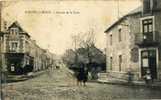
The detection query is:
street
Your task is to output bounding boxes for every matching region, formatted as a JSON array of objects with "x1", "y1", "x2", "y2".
[{"x1": 2, "y1": 66, "x2": 161, "y2": 100}]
